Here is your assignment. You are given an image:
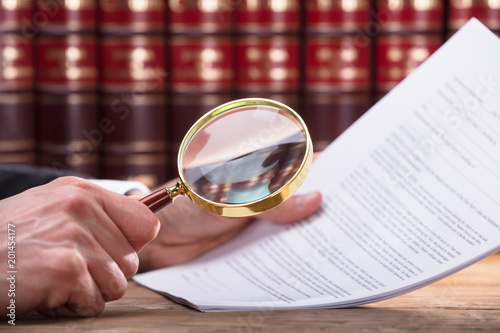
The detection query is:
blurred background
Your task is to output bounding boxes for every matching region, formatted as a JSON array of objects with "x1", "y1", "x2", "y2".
[{"x1": 0, "y1": 0, "x2": 499, "y2": 188}]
